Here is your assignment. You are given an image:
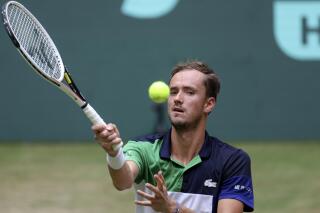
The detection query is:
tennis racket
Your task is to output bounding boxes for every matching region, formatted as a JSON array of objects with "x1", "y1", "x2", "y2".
[{"x1": 2, "y1": 1, "x2": 122, "y2": 151}]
